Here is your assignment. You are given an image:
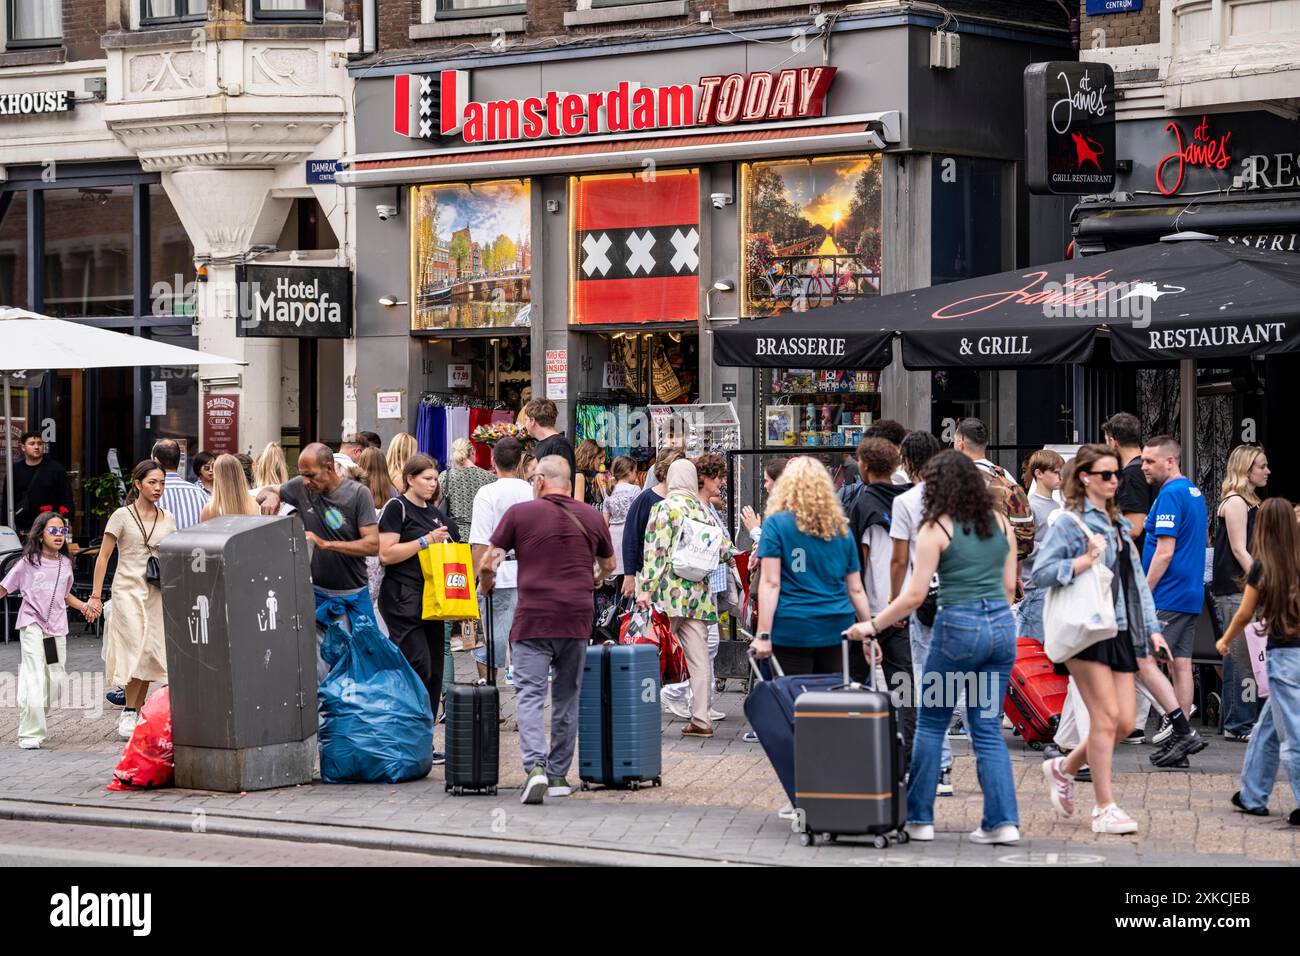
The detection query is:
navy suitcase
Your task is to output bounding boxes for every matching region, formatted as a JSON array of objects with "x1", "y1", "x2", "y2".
[
  {"x1": 444, "y1": 597, "x2": 499, "y2": 796},
  {"x1": 793, "y1": 640, "x2": 907, "y2": 848},
  {"x1": 579, "y1": 642, "x2": 663, "y2": 790},
  {"x1": 742, "y1": 650, "x2": 841, "y2": 803}
]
